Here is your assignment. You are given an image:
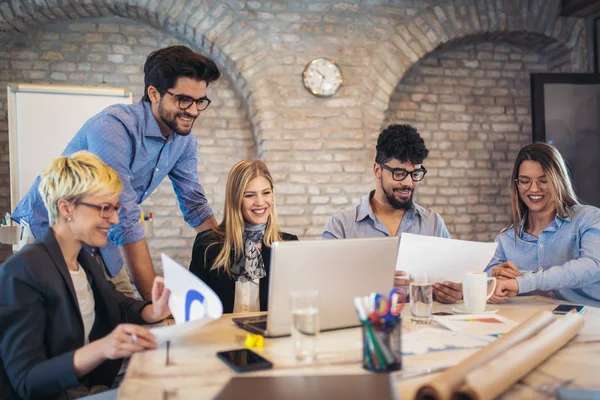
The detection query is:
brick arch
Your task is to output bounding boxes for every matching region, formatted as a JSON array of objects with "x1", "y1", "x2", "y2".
[
  {"x1": 366, "y1": 0, "x2": 588, "y2": 241},
  {"x1": 367, "y1": 0, "x2": 586, "y2": 119},
  {"x1": 0, "y1": 0, "x2": 270, "y2": 153},
  {"x1": 383, "y1": 39, "x2": 554, "y2": 240}
]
